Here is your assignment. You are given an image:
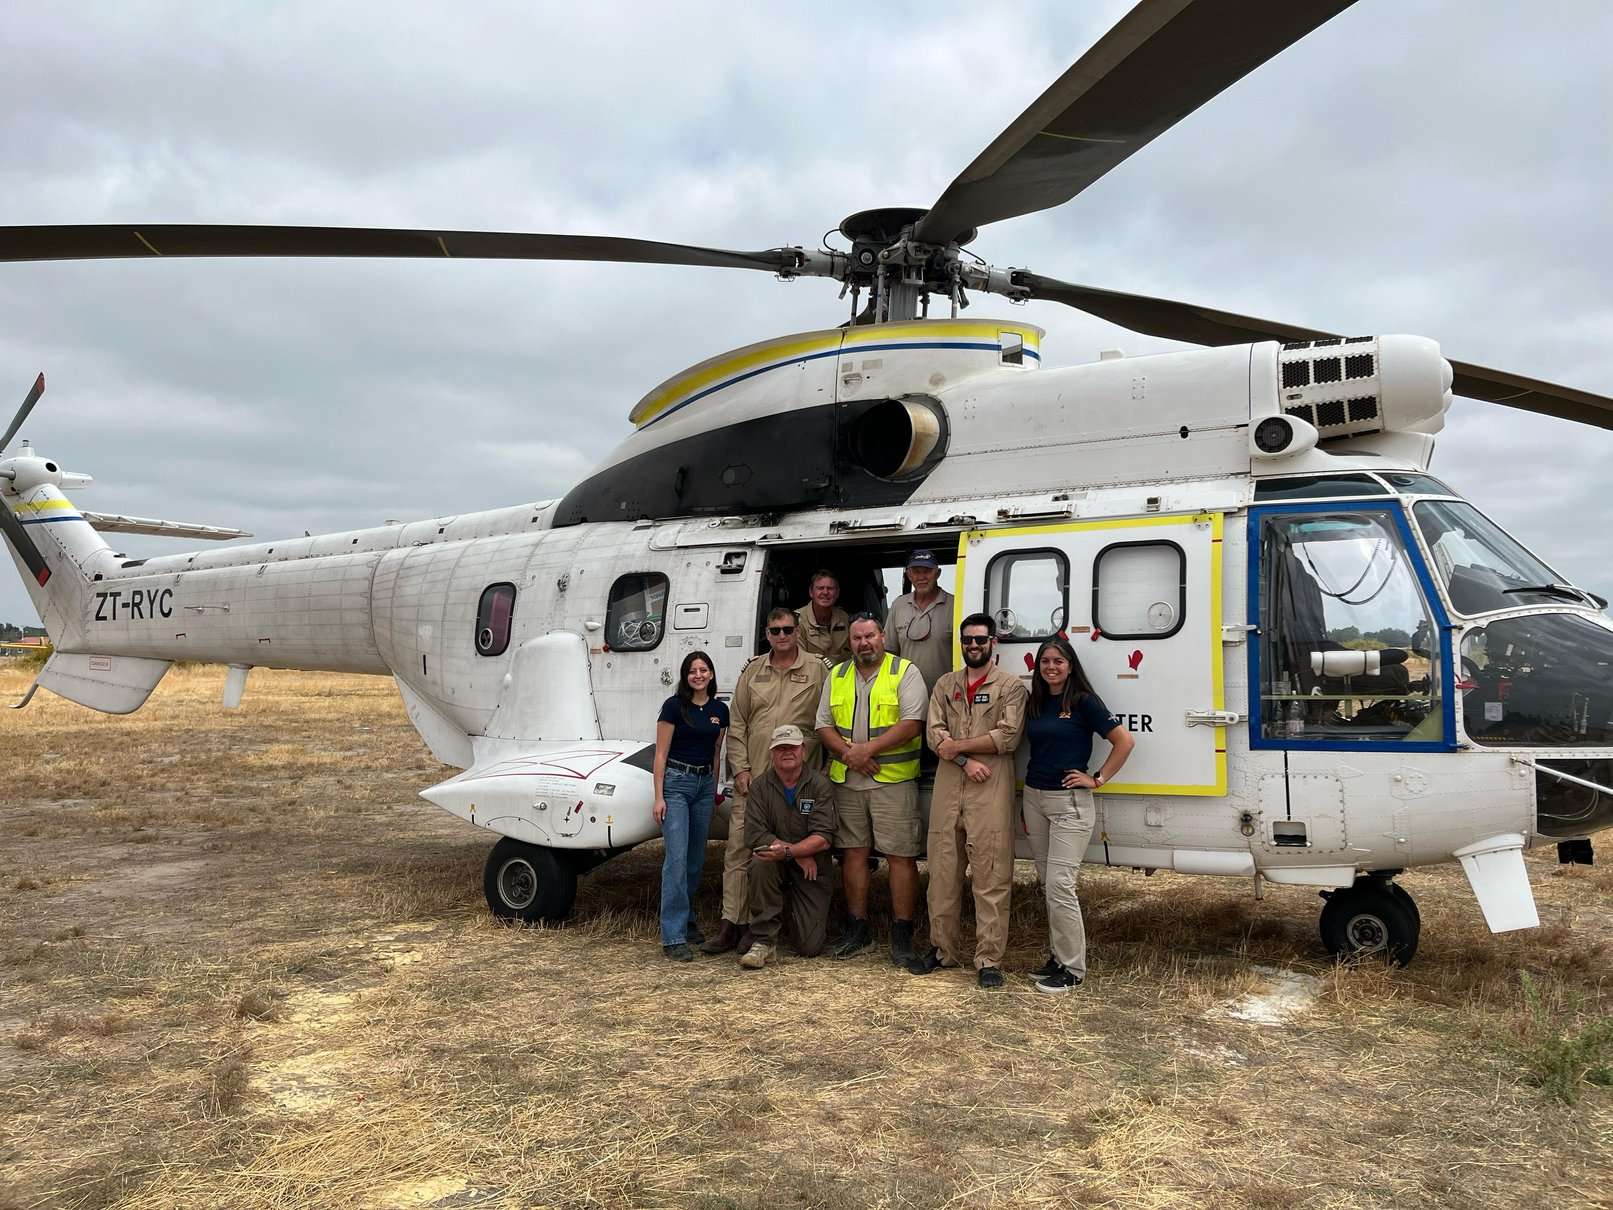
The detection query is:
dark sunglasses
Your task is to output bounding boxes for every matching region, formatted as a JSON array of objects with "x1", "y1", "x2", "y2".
[
  {"x1": 850, "y1": 611, "x2": 880, "y2": 623},
  {"x1": 767, "y1": 625, "x2": 796, "y2": 635},
  {"x1": 959, "y1": 635, "x2": 994, "y2": 647}
]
